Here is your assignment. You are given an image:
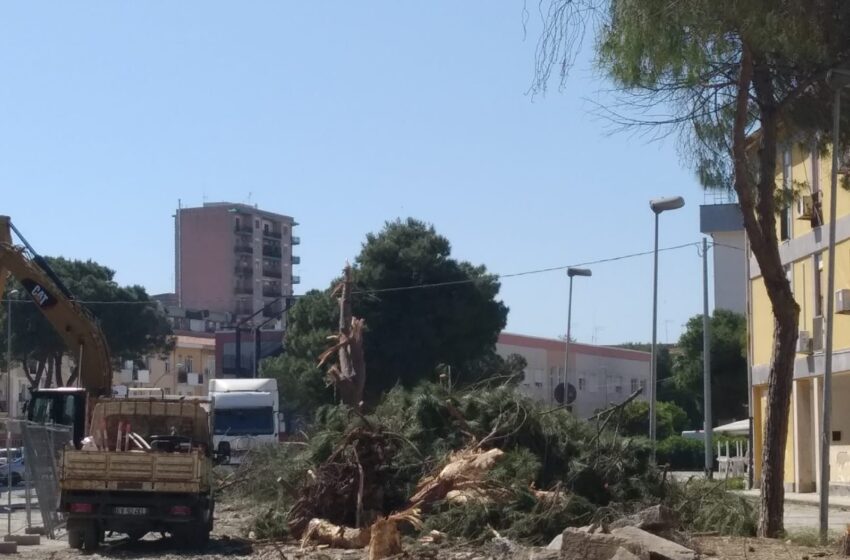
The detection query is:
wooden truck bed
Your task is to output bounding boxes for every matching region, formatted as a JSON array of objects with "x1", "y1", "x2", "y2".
[{"x1": 61, "y1": 450, "x2": 209, "y2": 493}]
